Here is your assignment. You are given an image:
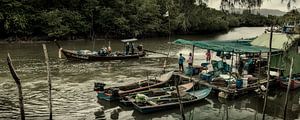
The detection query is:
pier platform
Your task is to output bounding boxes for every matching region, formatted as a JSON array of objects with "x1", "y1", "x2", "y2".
[{"x1": 174, "y1": 72, "x2": 275, "y2": 98}]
